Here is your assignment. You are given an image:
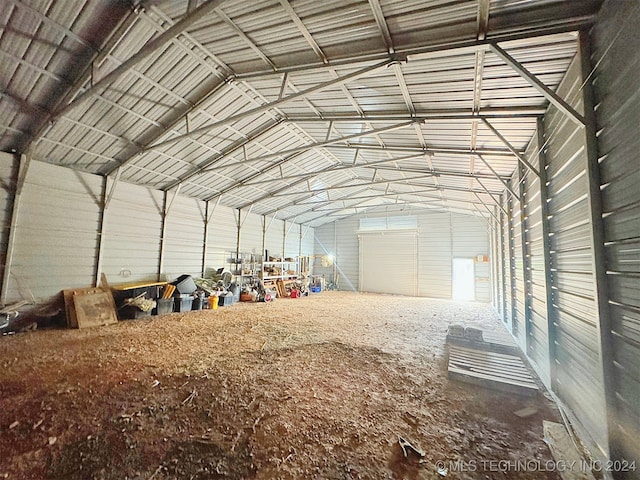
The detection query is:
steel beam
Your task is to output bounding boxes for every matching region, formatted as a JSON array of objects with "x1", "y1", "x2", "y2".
[
  {"x1": 476, "y1": 153, "x2": 521, "y2": 201},
  {"x1": 490, "y1": 43, "x2": 586, "y2": 126},
  {"x1": 0, "y1": 153, "x2": 30, "y2": 306},
  {"x1": 516, "y1": 162, "x2": 532, "y2": 357},
  {"x1": 323, "y1": 144, "x2": 515, "y2": 157},
  {"x1": 202, "y1": 121, "x2": 418, "y2": 172},
  {"x1": 235, "y1": 21, "x2": 596, "y2": 80},
  {"x1": 279, "y1": 0, "x2": 328, "y2": 63},
  {"x1": 146, "y1": 58, "x2": 395, "y2": 151},
  {"x1": 368, "y1": 0, "x2": 394, "y2": 53},
  {"x1": 54, "y1": 0, "x2": 226, "y2": 120},
  {"x1": 285, "y1": 109, "x2": 546, "y2": 121},
  {"x1": 164, "y1": 119, "x2": 283, "y2": 190},
  {"x1": 481, "y1": 117, "x2": 540, "y2": 176}
]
